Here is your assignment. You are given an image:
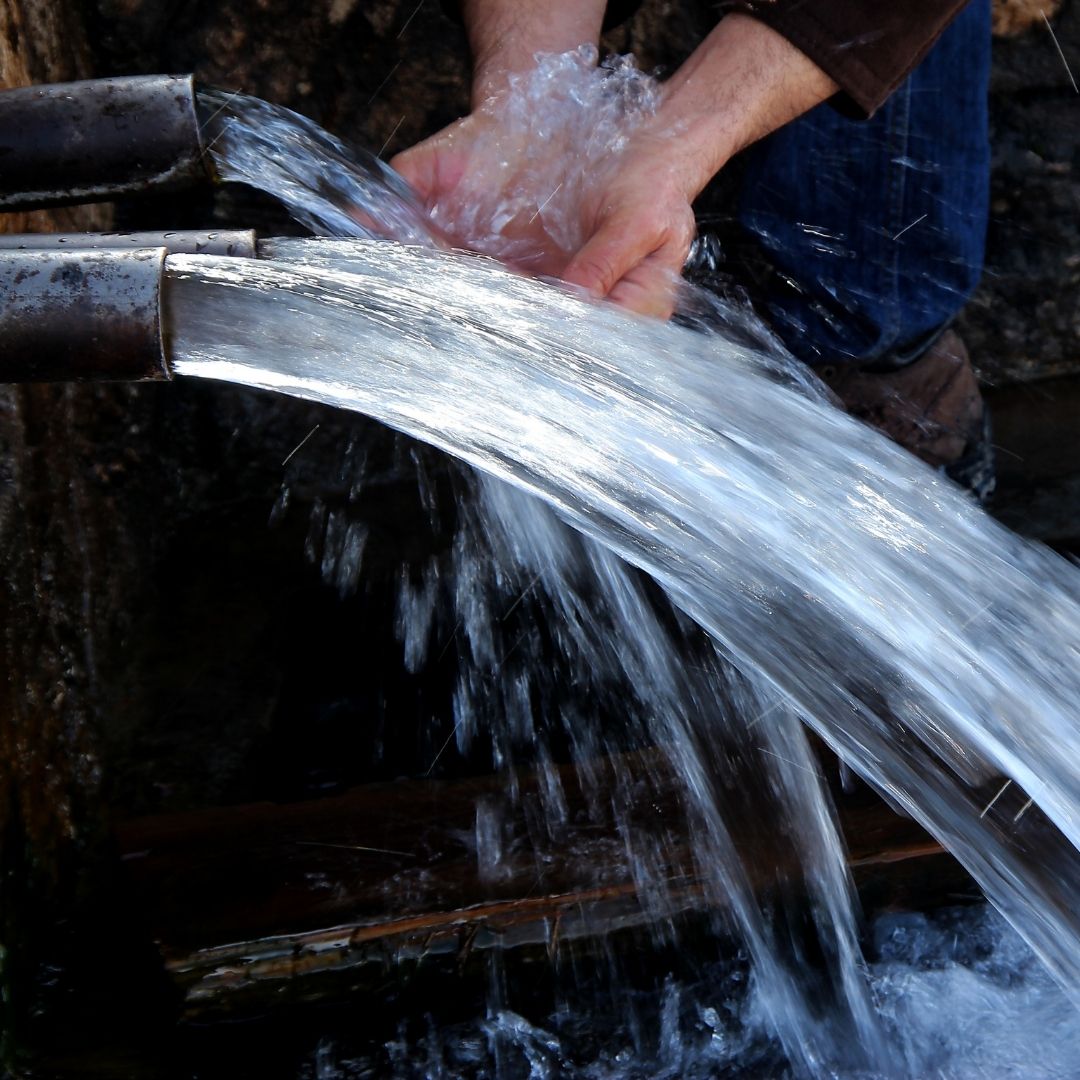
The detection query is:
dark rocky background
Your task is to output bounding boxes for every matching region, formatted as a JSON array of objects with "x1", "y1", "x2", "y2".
[
  {"x1": 1, "y1": 0, "x2": 1078, "y2": 1072},
  {"x1": 966, "y1": 1, "x2": 1080, "y2": 383}
]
